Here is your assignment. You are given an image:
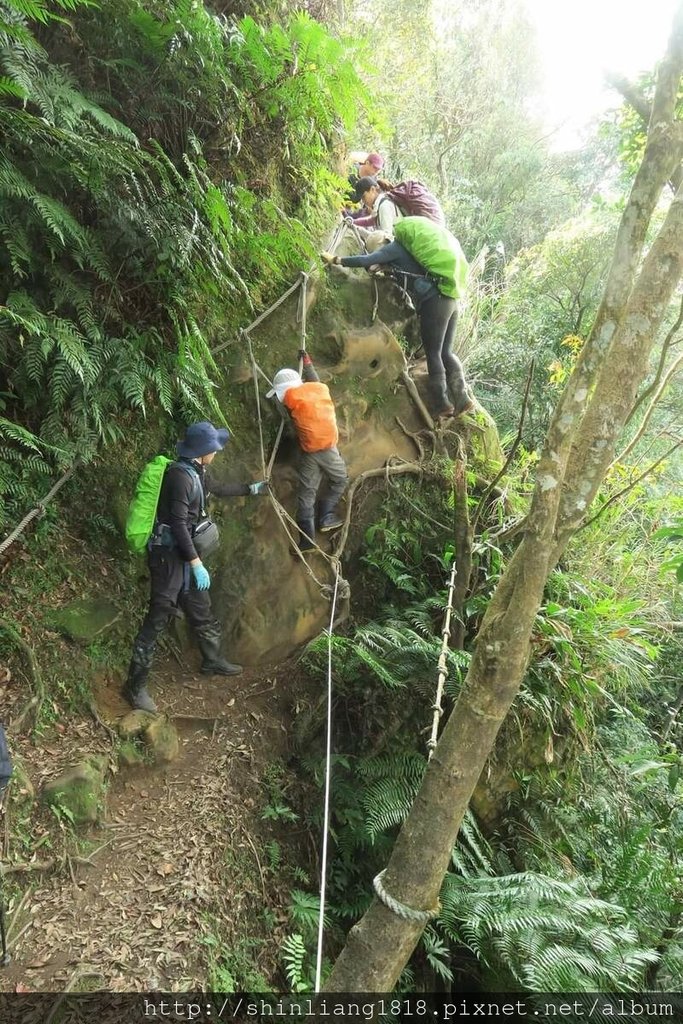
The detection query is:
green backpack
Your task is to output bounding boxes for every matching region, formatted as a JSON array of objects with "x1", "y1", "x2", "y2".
[
  {"x1": 125, "y1": 455, "x2": 173, "y2": 554},
  {"x1": 394, "y1": 216, "x2": 469, "y2": 300}
]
